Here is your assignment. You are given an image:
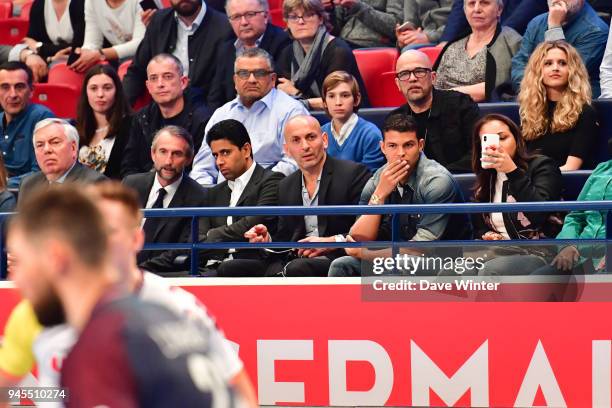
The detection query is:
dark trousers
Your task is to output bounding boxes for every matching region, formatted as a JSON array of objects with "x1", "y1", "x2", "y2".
[{"x1": 217, "y1": 256, "x2": 331, "y2": 277}]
